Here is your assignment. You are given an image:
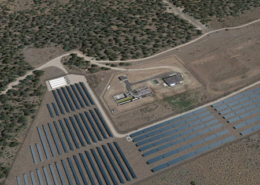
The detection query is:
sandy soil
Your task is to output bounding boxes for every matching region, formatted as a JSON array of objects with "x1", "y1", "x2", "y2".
[{"x1": 23, "y1": 45, "x2": 65, "y2": 68}]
